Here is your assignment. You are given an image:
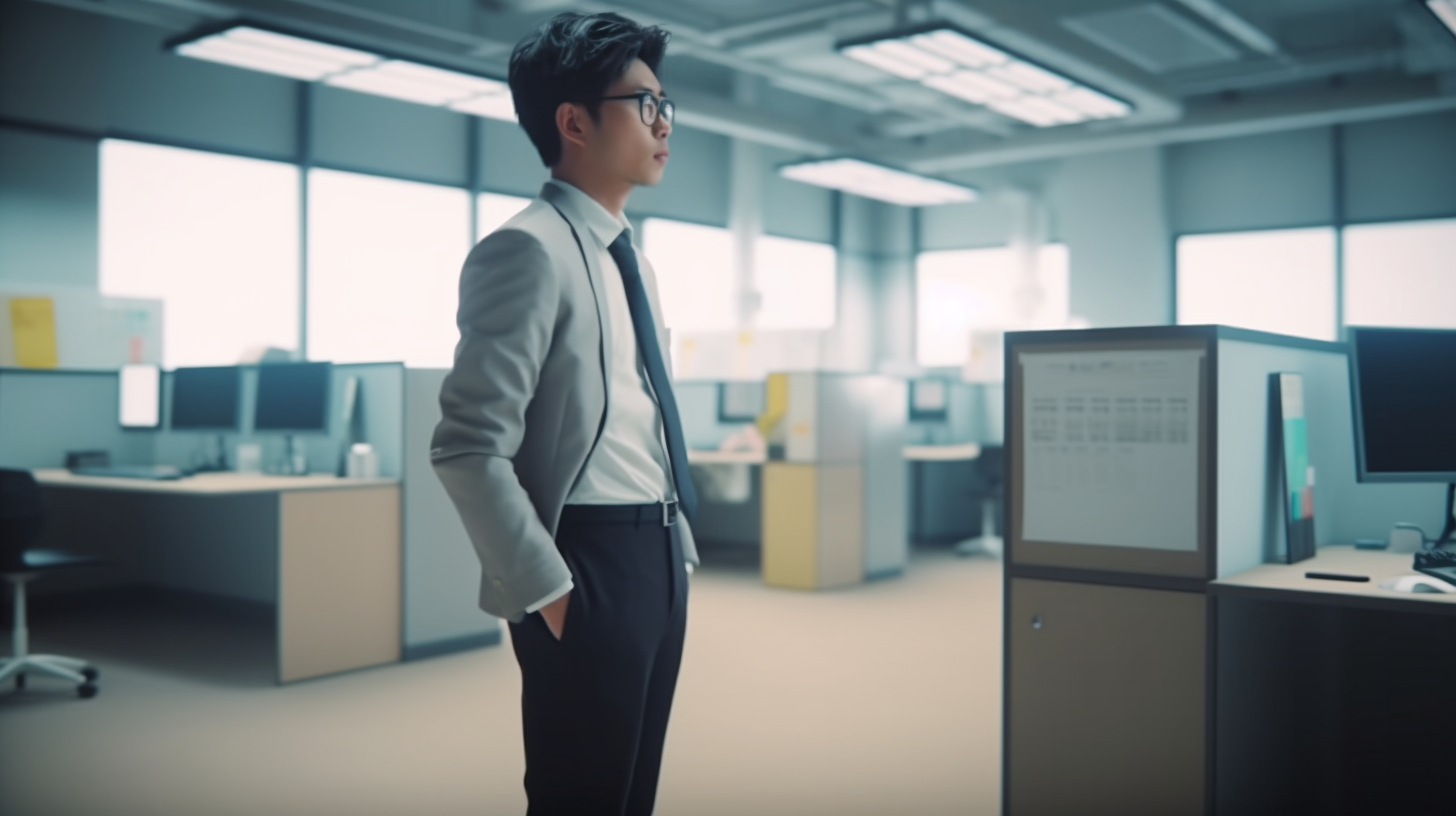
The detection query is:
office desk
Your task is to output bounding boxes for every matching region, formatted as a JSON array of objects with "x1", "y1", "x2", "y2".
[
  {"x1": 1210, "y1": 546, "x2": 1456, "y2": 815},
  {"x1": 902, "y1": 442, "x2": 981, "y2": 461},
  {"x1": 33, "y1": 470, "x2": 402, "y2": 684}
]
